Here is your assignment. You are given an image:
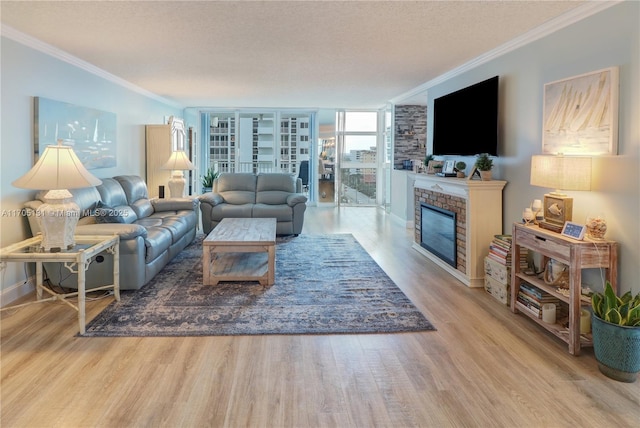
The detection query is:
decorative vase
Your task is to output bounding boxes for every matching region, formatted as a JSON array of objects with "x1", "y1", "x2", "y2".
[
  {"x1": 585, "y1": 214, "x2": 607, "y2": 240},
  {"x1": 479, "y1": 170, "x2": 492, "y2": 181},
  {"x1": 592, "y1": 315, "x2": 640, "y2": 383}
]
